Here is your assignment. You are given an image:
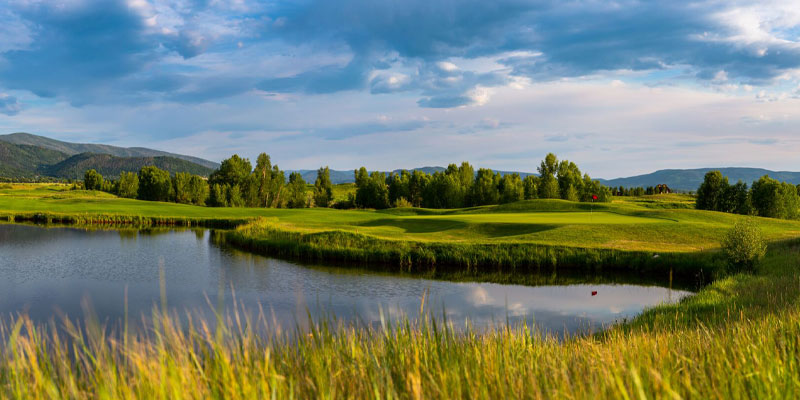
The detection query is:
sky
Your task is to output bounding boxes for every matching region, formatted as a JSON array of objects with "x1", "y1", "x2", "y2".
[{"x1": 0, "y1": 0, "x2": 799, "y2": 178}]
